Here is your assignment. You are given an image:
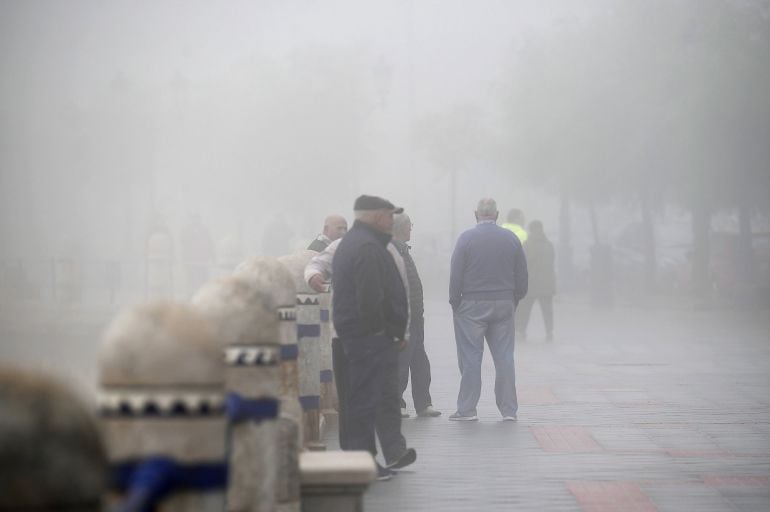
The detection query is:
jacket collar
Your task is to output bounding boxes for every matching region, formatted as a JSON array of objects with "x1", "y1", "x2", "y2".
[{"x1": 353, "y1": 219, "x2": 392, "y2": 246}]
